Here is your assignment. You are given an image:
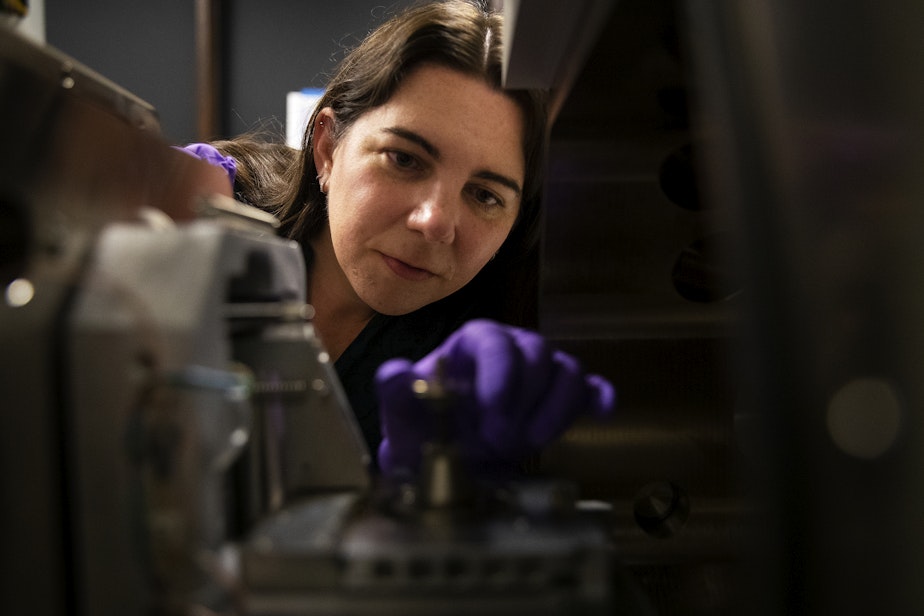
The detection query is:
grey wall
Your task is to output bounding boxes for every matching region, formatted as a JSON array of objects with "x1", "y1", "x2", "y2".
[
  {"x1": 224, "y1": 1, "x2": 413, "y2": 138},
  {"x1": 44, "y1": 1, "x2": 413, "y2": 144},
  {"x1": 45, "y1": 0, "x2": 197, "y2": 143}
]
